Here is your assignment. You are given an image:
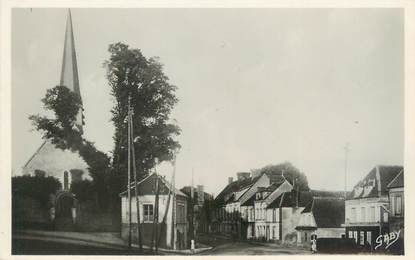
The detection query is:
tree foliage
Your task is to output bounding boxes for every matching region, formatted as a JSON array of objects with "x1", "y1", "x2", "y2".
[
  {"x1": 252, "y1": 162, "x2": 310, "y2": 191},
  {"x1": 105, "y1": 42, "x2": 181, "y2": 181},
  {"x1": 12, "y1": 175, "x2": 61, "y2": 207}
]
